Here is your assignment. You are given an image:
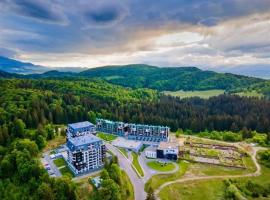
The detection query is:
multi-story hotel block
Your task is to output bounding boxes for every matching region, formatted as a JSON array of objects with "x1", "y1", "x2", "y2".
[
  {"x1": 66, "y1": 121, "x2": 106, "y2": 175},
  {"x1": 96, "y1": 118, "x2": 169, "y2": 142},
  {"x1": 67, "y1": 121, "x2": 96, "y2": 138}
]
